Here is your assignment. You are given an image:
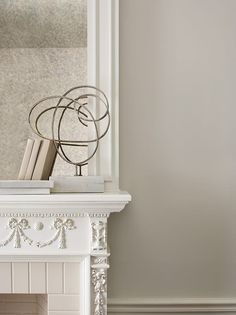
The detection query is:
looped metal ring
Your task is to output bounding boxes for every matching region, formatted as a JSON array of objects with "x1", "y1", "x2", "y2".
[{"x1": 28, "y1": 86, "x2": 110, "y2": 171}]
